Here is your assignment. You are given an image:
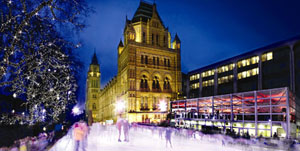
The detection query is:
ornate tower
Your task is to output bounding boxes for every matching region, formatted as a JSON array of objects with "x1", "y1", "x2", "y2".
[
  {"x1": 115, "y1": 1, "x2": 182, "y2": 123},
  {"x1": 86, "y1": 52, "x2": 101, "y2": 122},
  {"x1": 96, "y1": 1, "x2": 182, "y2": 124}
]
